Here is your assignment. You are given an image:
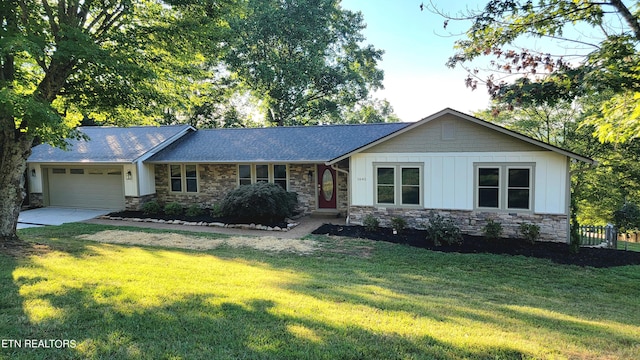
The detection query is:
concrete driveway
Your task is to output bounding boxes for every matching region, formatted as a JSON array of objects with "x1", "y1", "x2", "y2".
[{"x1": 17, "y1": 207, "x2": 113, "y2": 229}]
